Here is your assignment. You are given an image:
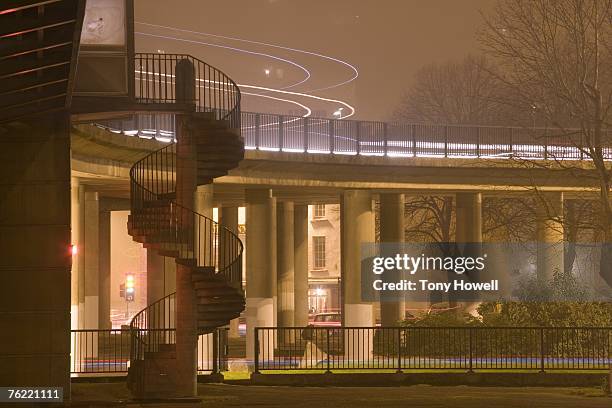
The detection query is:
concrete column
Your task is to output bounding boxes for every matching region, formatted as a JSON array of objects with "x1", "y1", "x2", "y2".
[
  {"x1": 294, "y1": 204, "x2": 309, "y2": 328},
  {"x1": 536, "y1": 192, "x2": 564, "y2": 281},
  {"x1": 341, "y1": 191, "x2": 375, "y2": 360},
  {"x1": 98, "y1": 209, "x2": 111, "y2": 329},
  {"x1": 455, "y1": 192, "x2": 483, "y2": 243},
  {"x1": 341, "y1": 190, "x2": 375, "y2": 326},
  {"x1": 83, "y1": 191, "x2": 100, "y2": 330},
  {"x1": 77, "y1": 185, "x2": 86, "y2": 329},
  {"x1": 71, "y1": 177, "x2": 81, "y2": 332},
  {"x1": 245, "y1": 189, "x2": 277, "y2": 363},
  {"x1": 277, "y1": 202, "x2": 295, "y2": 344},
  {"x1": 174, "y1": 113, "x2": 198, "y2": 397},
  {"x1": 379, "y1": 193, "x2": 405, "y2": 326},
  {"x1": 455, "y1": 192, "x2": 483, "y2": 313},
  {"x1": 219, "y1": 206, "x2": 240, "y2": 337},
  {"x1": 70, "y1": 178, "x2": 81, "y2": 374},
  {"x1": 195, "y1": 185, "x2": 214, "y2": 219},
  {"x1": 0, "y1": 115, "x2": 71, "y2": 393}
]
